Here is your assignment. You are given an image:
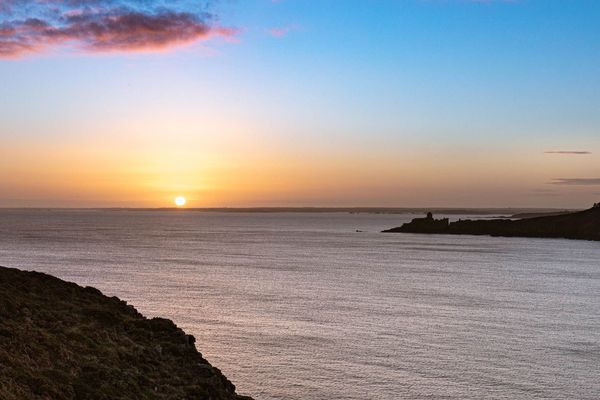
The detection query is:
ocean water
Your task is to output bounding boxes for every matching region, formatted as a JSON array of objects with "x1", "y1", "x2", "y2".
[{"x1": 0, "y1": 209, "x2": 599, "y2": 400}]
